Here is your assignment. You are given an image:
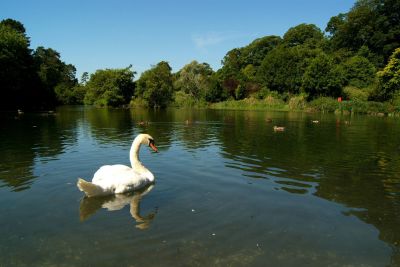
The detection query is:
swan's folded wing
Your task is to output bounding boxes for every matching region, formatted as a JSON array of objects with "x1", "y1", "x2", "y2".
[
  {"x1": 112, "y1": 170, "x2": 151, "y2": 193},
  {"x1": 92, "y1": 164, "x2": 132, "y2": 183}
]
